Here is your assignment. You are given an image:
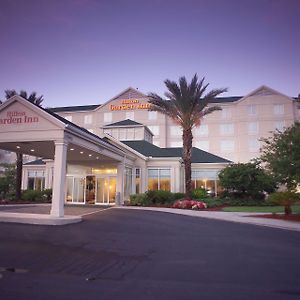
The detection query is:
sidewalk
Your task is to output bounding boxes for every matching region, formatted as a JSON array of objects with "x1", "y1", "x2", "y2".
[
  {"x1": 116, "y1": 206, "x2": 300, "y2": 232},
  {"x1": 0, "y1": 204, "x2": 109, "y2": 225}
]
